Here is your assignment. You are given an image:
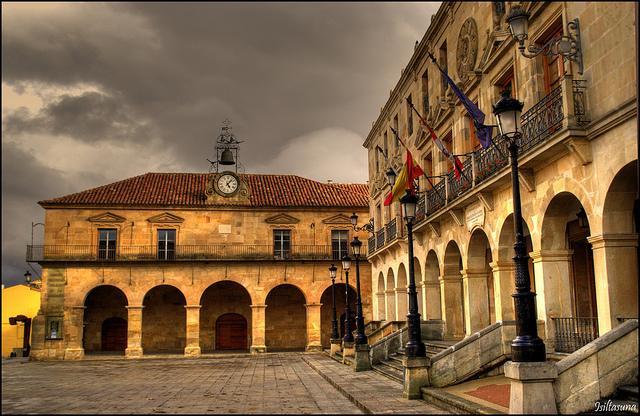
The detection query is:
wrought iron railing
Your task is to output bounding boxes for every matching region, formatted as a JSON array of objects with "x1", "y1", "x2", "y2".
[
  {"x1": 519, "y1": 85, "x2": 563, "y2": 154},
  {"x1": 446, "y1": 157, "x2": 473, "y2": 202},
  {"x1": 385, "y1": 218, "x2": 397, "y2": 242},
  {"x1": 415, "y1": 193, "x2": 426, "y2": 224},
  {"x1": 426, "y1": 179, "x2": 446, "y2": 214},
  {"x1": 572, "y1": 80, "x2": 589, "y2": 126},
  {"x1": 368, "y1": 236, "x2": 376, "y2": 255},
  {"x1": 552, "y1": 317, "x2": 599, "y2": 353},
  {"x1": 376, "y1": 229, "x2": 385, "y2": 249},
  {"x1": 26, "y1": 244, "x2": 366, "y2": 262},
  {"x1": 474, "y1": 137, "x2": 509, "y2": 184}
]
